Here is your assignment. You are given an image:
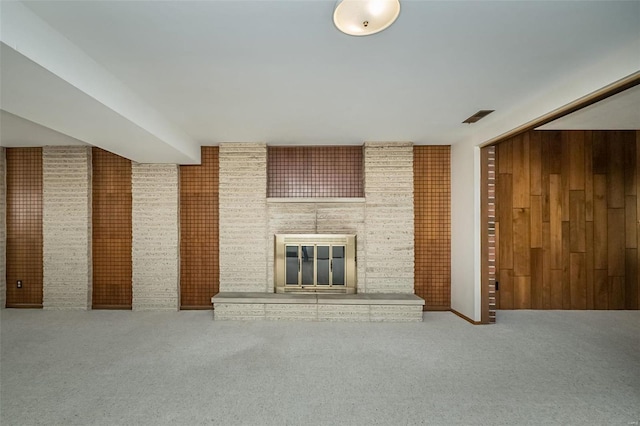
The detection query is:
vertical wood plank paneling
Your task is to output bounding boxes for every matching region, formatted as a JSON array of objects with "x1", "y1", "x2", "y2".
[
  {"x1": 548, "y1": 131, "x2": 562, "y2": 174},
  {"x1": 549, "y1": 175, "x2": 563, "y2": 269},
  {"x1": 499, "y1": 269, "x2": 514, "y2": 309},
  {"x1": 626, "y1": 196, "x2": 638, "y2": 248},
  {"x1": 514, "y1": 276, "x2": 531, "y2": 309},
  {"x1": 607, "y1": 208, "x2": 625, "y2": 277},
  {"x1": 498, "y1": 140, "x2": 512, "y2": 174},
  {"x1": 561, "y1": 134, "x2": 571, "y2": 221},
  {"x1": 625, "y1": 249, "x2": 638, "y2": 309},
  {"x1": 562, "y1": 221, "x2": 571, "y2": 309},
  {"x1": 498, "y1": 175, "x2": 513, "y2": 270},
  {"x1": 593, "y1": 175, "x2": 608, "y2": 269},
  {"x1": 531, "y1": 248, "x2": 543, "y2": 309},
  {"x1": 569, "y1": 131, "x2": 585, "y2": 190},
  {"x1": 530, "y1": 196, "x2": 542, "y2": 248},
  {"x1": 542, "y1": 222, "x2": 552, "y2": 309},
  {"x1": 495, "y1": 129, "x2": 638, "y2": 311},
  {"x1": 513, "y1": 208, "x2": 531, "y2": 276},
  {"x1": 570, "y1": 252, "x2": 586, "y2": 309},
  {"x1": 586, "y1": 222, "x2": 594, "y2": 309},
  {"x1": 594, "y1": 269, "x2": 608, "y2": 310},
  {"x1": 541, "y1": 133, "x2": 551, "y2": 223},
  {"x1": 609, "y1": 277, "x2": 625, "y2": 310},
  {"x1": 512, "y1": 134, "x2": 530, "y2": 209},
  {"x1": 530, "y1": 132, "x2": 542, "y2": 196},
  {"x1": 569, "y1": 190, "x2": 586, "y2": 252},
  {"x1": 592, "y1": 131, "x2": 608, "y2": 175},
  {"x1": 624, "y1": 132, "x2": 636, "y2": 196},
  {"x1": 550, "y1": 269, "x2": 563, "y2": 309},
  {"x1": 584, "y1": 131, "x2": 594, "y2": 222},
  {"x1": 608, "y1": 132, "x2": 625, "y2": 209}
]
